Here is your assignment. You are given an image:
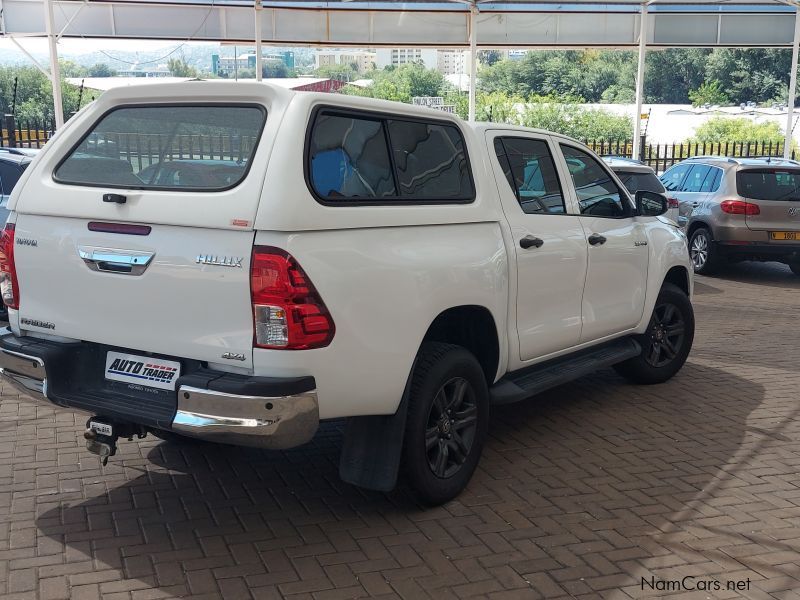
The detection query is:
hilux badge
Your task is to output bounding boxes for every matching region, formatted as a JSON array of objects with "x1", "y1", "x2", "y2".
[{"x1": 196, "y1": 255, "x2": 244, "y2": 268}]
